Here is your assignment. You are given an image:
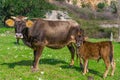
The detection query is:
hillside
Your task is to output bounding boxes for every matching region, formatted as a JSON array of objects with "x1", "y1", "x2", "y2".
[{"x1": 48, "y1": 0, "x2": 119, "y2": 39}]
